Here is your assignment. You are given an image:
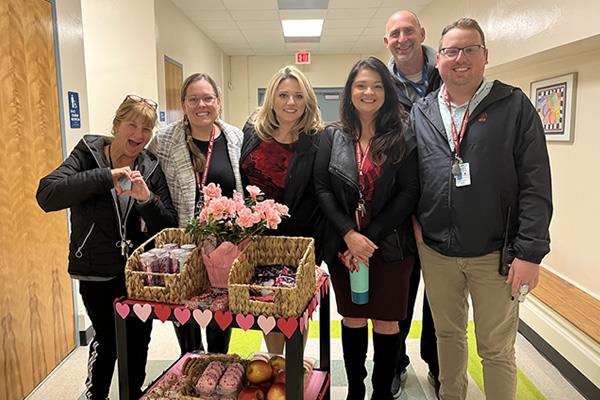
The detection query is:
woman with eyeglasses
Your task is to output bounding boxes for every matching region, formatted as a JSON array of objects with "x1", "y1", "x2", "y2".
[
  {"x1": 149, "y1": 73, "x2": 243, "y2": 356},
  {"x1": 240, "y1": 65, "x2": 323, "y2": 354},
  {"x1": 314, "y1": 57, "x2": 419, "y2": 399},
  {"x1": 37, "y1": 95, "x2": 177, "y2": 399}
]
